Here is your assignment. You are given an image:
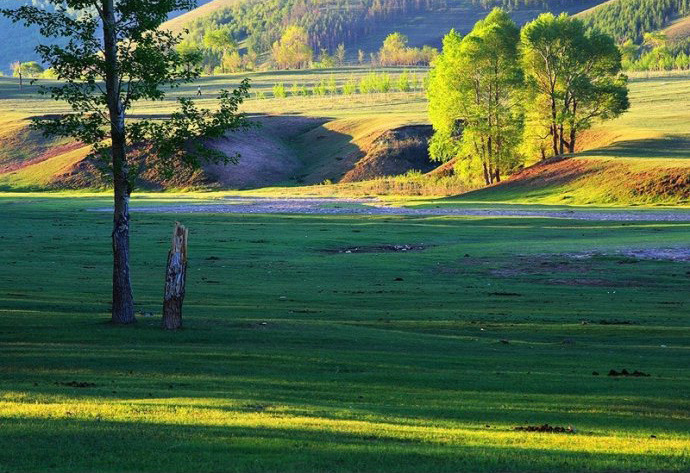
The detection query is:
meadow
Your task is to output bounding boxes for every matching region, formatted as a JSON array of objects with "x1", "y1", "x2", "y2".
[{"x1": 0, "y1": 194, "x2": 689, "y2": 471}]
